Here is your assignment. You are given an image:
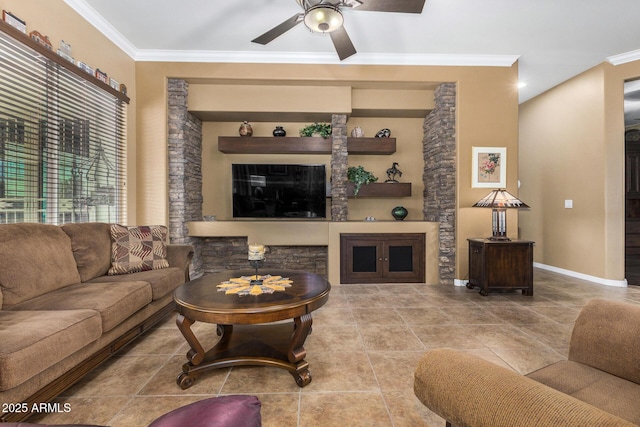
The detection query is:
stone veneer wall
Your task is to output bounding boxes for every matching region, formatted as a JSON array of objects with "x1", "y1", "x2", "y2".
[
  {"x1": 330, "y1": 114, "x2": 348, "y2": 221},
  {"x1": 198, "y1": 237, "x2": 327, "y2": 276},
  {"x1": 167, "y1": 79, "x2": 204, "y2": 278},
  {"x1": 423, "y1": 83, "x2": 457, "y2": 284}
]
